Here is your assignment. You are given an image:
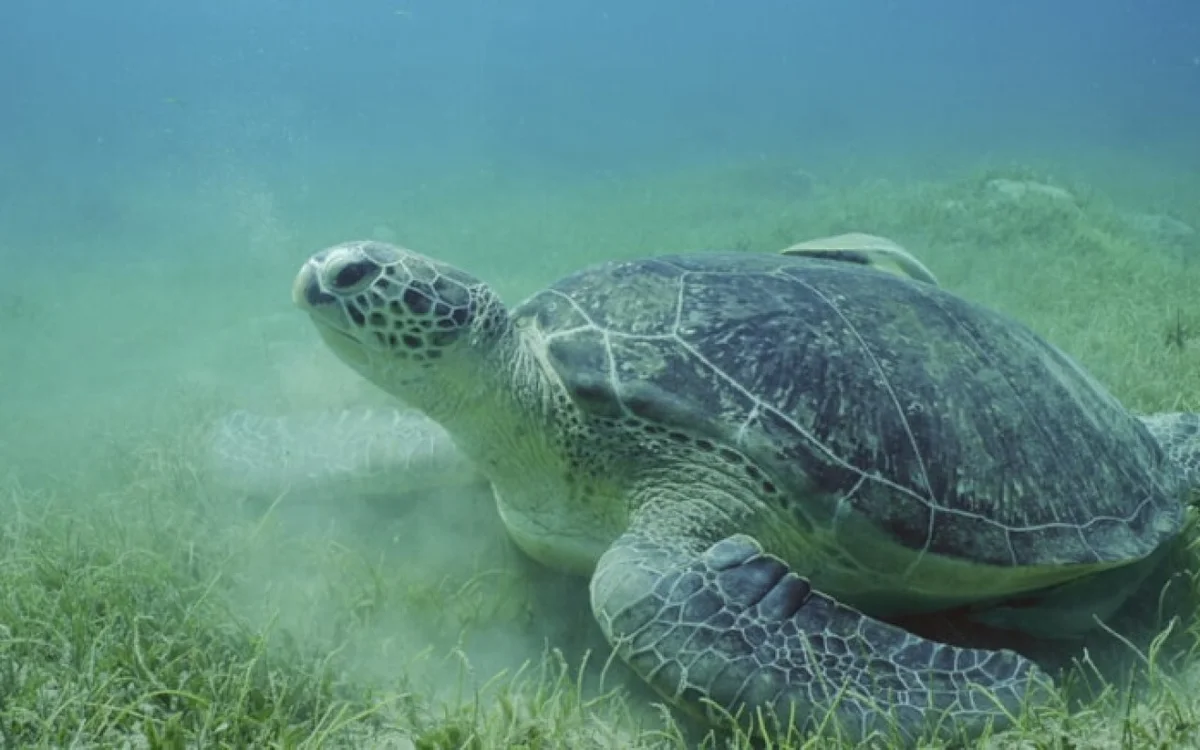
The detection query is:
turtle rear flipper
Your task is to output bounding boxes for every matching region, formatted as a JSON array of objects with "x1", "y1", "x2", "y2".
[
  {"x1": 590, "y1": 516, "x2": 1045, "y2": 744},
  {"x1": 1138, "y1": 412, "x2": 1200, "y2": 498}
]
